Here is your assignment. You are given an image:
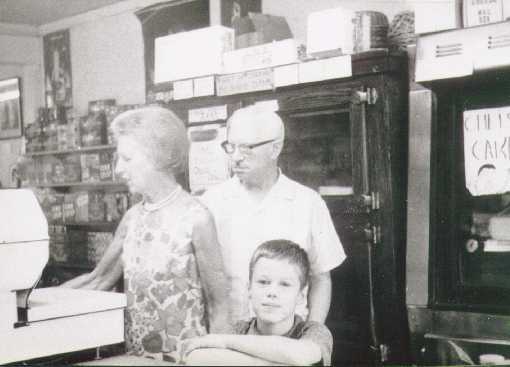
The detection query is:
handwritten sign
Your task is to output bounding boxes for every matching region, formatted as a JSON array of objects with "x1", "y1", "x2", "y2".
[
  {"x1": 216, "y1": 68, "x2": 273, "y2": 96},
  {"x1": 464, "y1": 106, "x2": 510, "y2": 196},
  {"x1": 188, "y1": 124, "x2": 229, "y2": 193},
  {"x1": 188, "y1": 105, "x2": 228, "y2": 124}
]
